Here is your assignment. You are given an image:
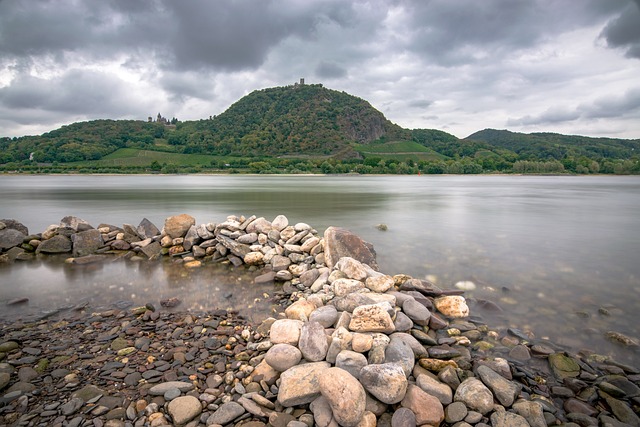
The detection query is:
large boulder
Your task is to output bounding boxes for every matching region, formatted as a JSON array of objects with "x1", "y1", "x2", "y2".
[
  {"x1": 0, "y1": 219, "x2": 28, "y2": 235},
  {"x1": 72, "y1": 229, "x2": 104, "y2": 257},
  {"x1": 0, "y1": 229, "x2": 25, "y2": 250},
  {"x1": 60, "y1": 216, "x2": 93, "y2": 232},
  {"x1": 36, "y1": 235, "x2": 72, "y2": 254},
  {"x1": 323, "y1": 226, "x2": 378, "y2": 270},
  {"x1": 164, "y1": 214, "x2": 195, "y2": 239}
]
